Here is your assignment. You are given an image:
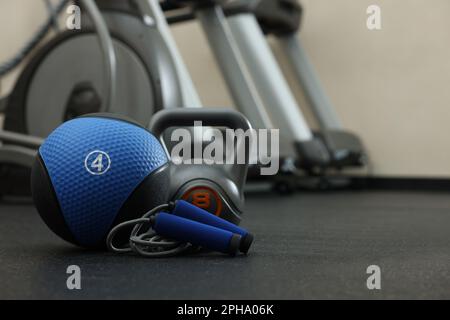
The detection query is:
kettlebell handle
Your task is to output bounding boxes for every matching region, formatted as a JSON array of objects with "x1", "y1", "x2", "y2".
[
  {"x1": 149, "y1": 108, "x2": 253, "y2": 193},
  {"x1": 150, "y1": 108, "x2": 252, "y2": 137}
]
